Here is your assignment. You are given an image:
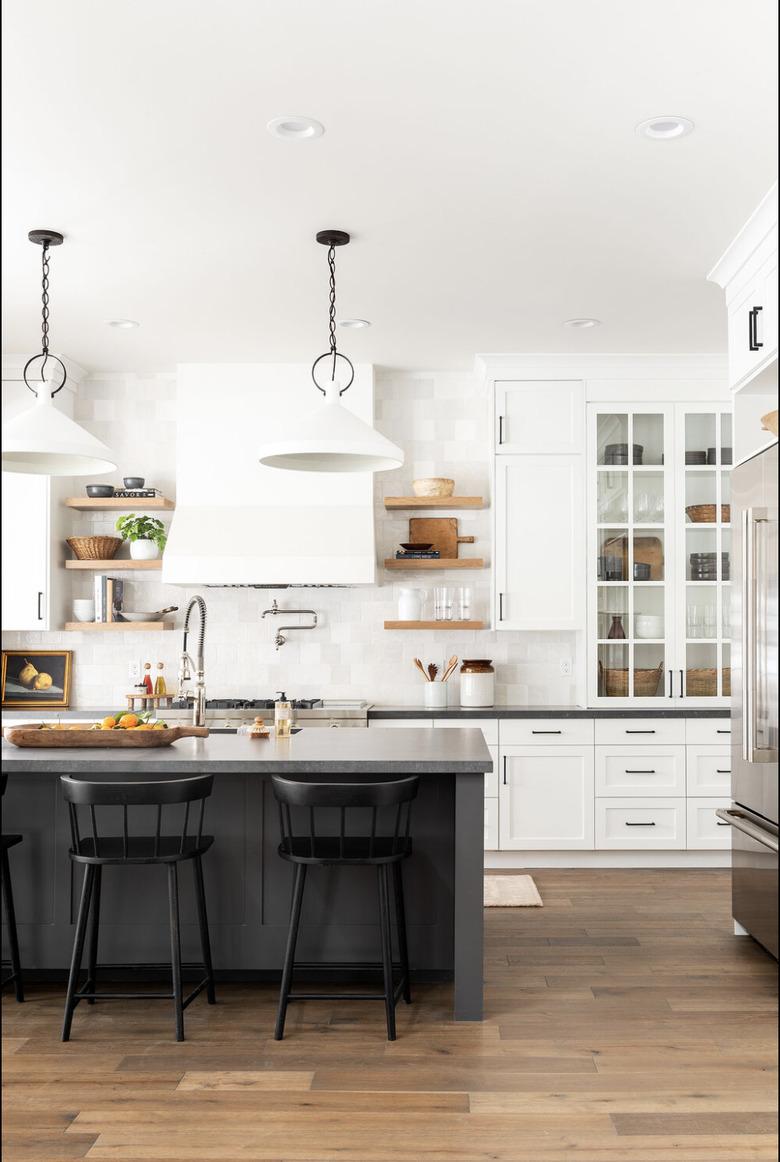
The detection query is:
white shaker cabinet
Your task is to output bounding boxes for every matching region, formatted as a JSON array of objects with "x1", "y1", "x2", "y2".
[
  {"x1": 495, "y1": 380, "x2": 584, "y2": 454},
  {"x1": 498, "y1": 745, "x2": 595, "y2": 850},
  {"x1": 494, "y1": 454, "x2": 584, "y2": 630}
]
